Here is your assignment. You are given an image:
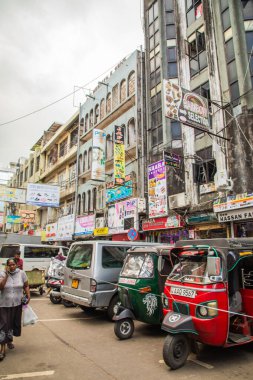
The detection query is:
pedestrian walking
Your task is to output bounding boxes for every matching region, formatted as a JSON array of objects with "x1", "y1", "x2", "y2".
[{"x1": 0, "y1": 258, "x2": 30, "y2": 361}]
